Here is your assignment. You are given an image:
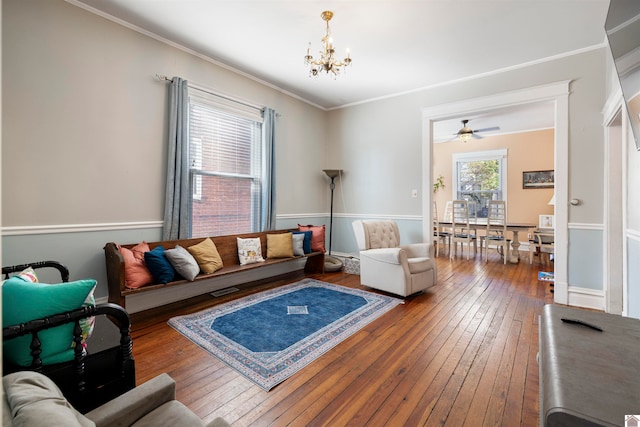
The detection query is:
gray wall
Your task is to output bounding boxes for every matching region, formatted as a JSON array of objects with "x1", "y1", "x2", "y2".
[
  {"x1": 2, "y1": 0, "x2": 628, "y2": 312},
  {"x1": 326, "y1": 49, "x2": 609, "y2": 296},
  {"x1": 2, "y1": 0, "x2": 328, "y2": 298}
]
